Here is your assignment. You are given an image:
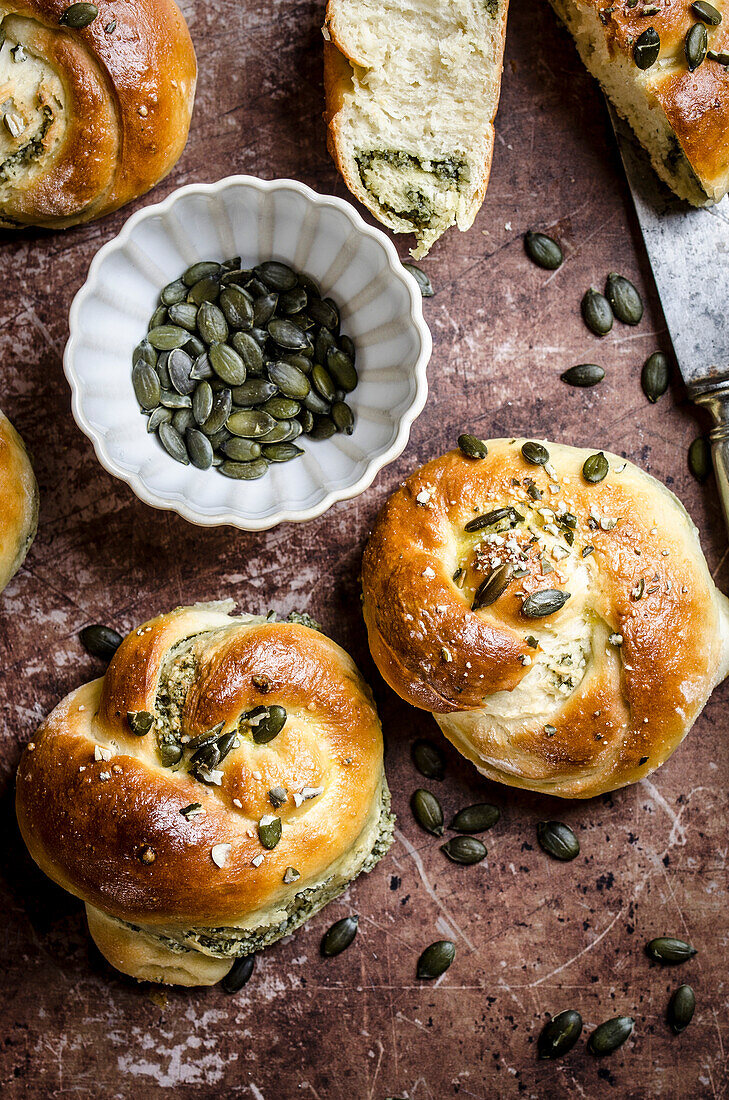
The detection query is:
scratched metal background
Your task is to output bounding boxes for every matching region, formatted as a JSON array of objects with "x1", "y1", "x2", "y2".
[{"x1": 1, "y1": 0, "x2": 728, "y2": 1096}]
